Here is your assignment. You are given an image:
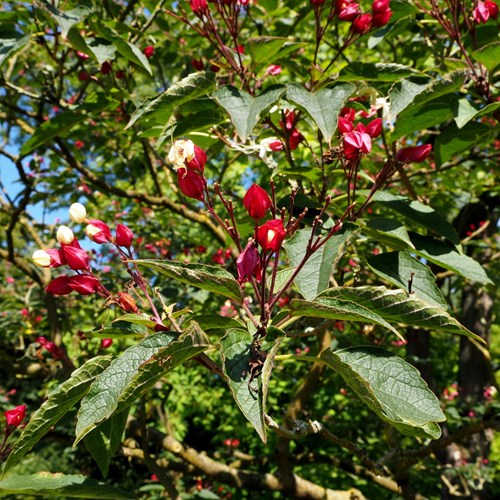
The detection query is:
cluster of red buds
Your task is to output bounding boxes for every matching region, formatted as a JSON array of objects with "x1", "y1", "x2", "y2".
[{"x1": 32, "y1": 204, "x2": 138, "y2": 314}]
